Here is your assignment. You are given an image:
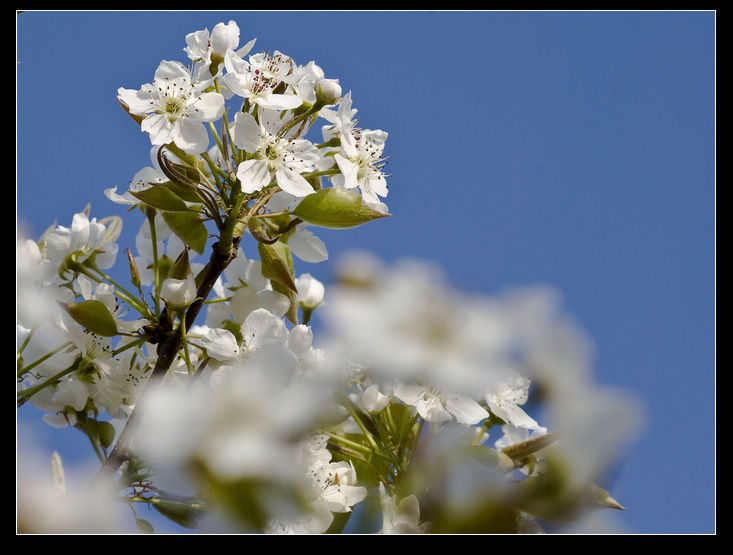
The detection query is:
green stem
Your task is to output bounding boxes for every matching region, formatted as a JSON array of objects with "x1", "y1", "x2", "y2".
[
  {"x1": 177, "y1": 312, "x2": 194, "y2": 375},
  {"x1": 111, "y1": 337, "x2": 147, "y2": 358},
  {"x1": 18, "y1": 341, "x2": 74, "y2": 377},
  {"x1": 17, "y1": 357, "x2": 83, "y2": 406},
  {"x1": 146, "y1": 209, "x2": 161, "y2": 317},
  {"x1": 327, "y1": 432, "x2": 388, "y2": 460},
  {"x1": 17, "y1": 327, "x2": 35, "y2": 356},
  {"x1": 302, "y1": 168, "x2": 339, "y2": 179},
  {"x1": 87, "y1": 265, "x2": 152, "y2": 319},
  {"x1": 343, "y1": 398, "x2": 380, "y2": 453}
]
